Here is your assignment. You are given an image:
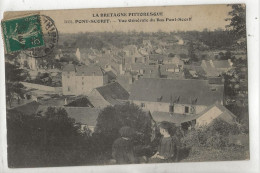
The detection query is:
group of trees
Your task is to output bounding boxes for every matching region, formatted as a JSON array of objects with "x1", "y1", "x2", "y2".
[
  {"x1": 8, "y1": 101, "x2": 248, "y2": 167},
  {"x1": 7, "y1": 107, "x2": 94, "y2": 167},
  {"x1": 5, "y1": 62, "x2": 29, "y2": 107},
  {"x1": 7, "y1": 103, "x2": 155, "y2": 167},
  {"x1": 27, "y1": 72, "x2": 62, "y2": 87}
]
